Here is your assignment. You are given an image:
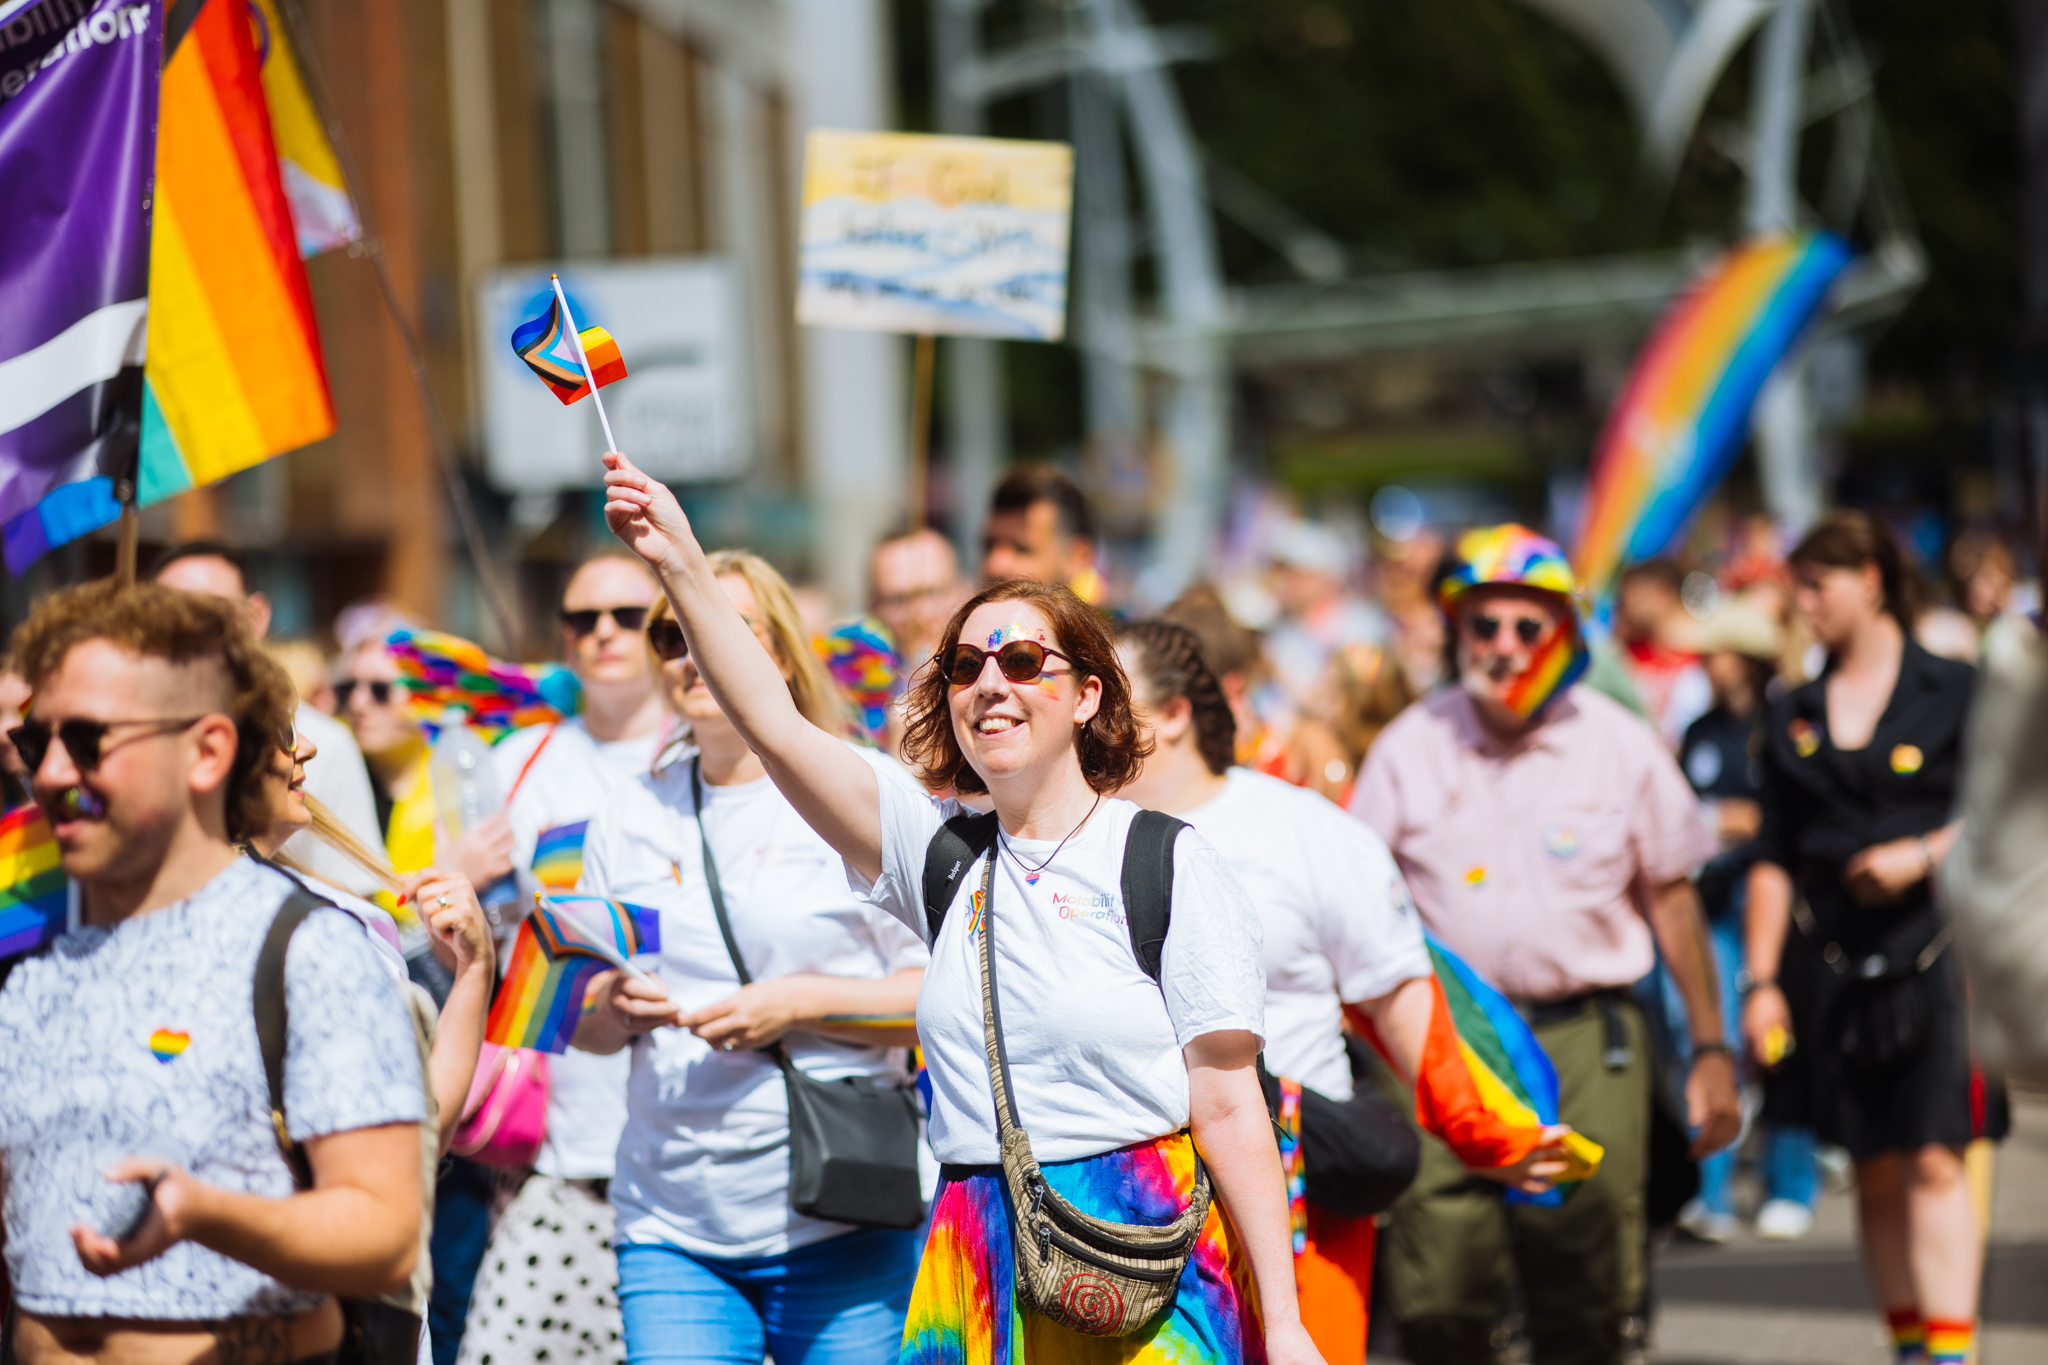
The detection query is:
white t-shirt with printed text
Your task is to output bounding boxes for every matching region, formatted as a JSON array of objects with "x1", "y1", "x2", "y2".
[
  {"x1": 1179, "y1": 768, "x2": 1430, "y2": 1099},
  {"x1": 851, "y1": 784, "x2": 1266, "y2": 1166},
  {"x1": 495, "y1": 717, "x2": 672, "y2": 1181},
  {"x1": 581, "y1": 745, "x2": 929, "y2": 1259}
]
